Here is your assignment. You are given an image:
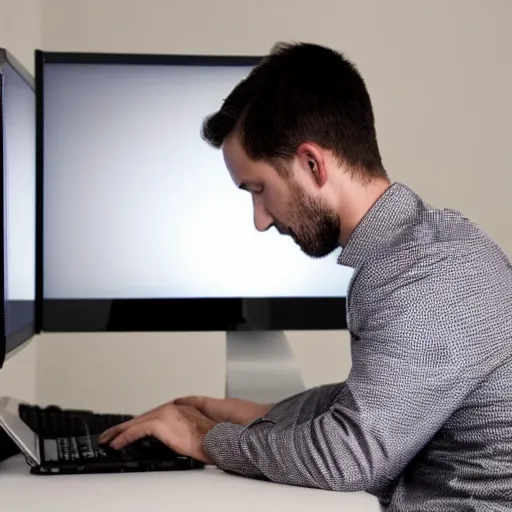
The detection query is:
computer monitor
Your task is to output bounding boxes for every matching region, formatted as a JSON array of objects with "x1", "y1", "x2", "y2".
[
  {"x1": 35, "y1": 51, "x2": 354, "y2": 401},
  {"x1": 0, "y1": 50, "x2": 37, "y2": 368}
]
